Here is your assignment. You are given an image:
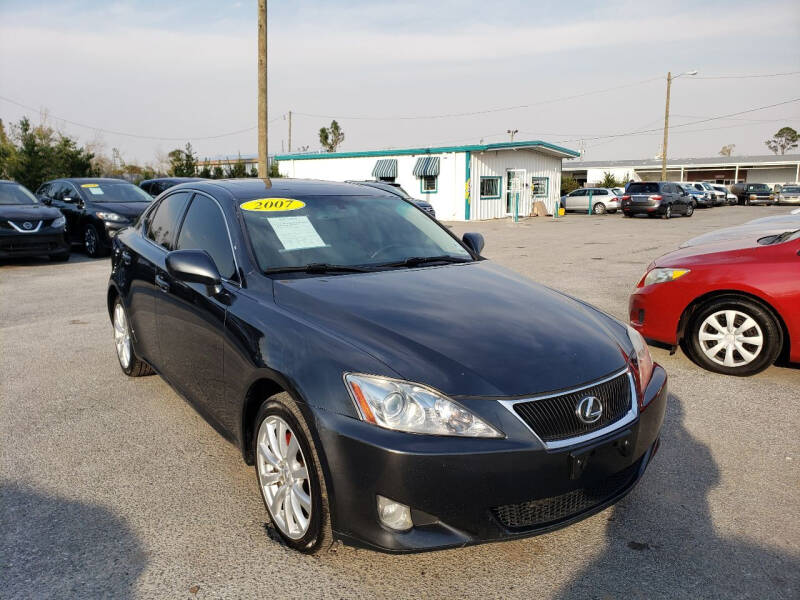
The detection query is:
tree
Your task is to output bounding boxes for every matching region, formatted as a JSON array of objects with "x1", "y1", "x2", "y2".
[
  {"x1": 319, "y1": 120, "x2": 344, "y2": 152},
  {"x1": 198, "y1": 164, "x2": 212, "y2": 178},
  {"x1": 211, "y1": 165, "x2": 224, "y2": 179},
  {"x1": 719, "y1": 144, "x2": 735, "y2": 157},
  {"x1": 560, "y1": 174, "x2": 579, "y2": 196},
  {"x1": 0, "y1": 119, "x2": 15, "y2": 179},
  {"x1": 224, "y1": 154, "x2": 248, "y2": 178},
  {"x1": 765, "y1": 127, "x2": 798, "y2": 155},
  {"x1": 168, "y1": 142, "x2": 198, "y2": 176},
  {"x1": 268, "y1": 160, "x2": 281, "y2": 178},
  {"x1": 249, "y1": 166, "x2": 259, "y2": 177}
]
